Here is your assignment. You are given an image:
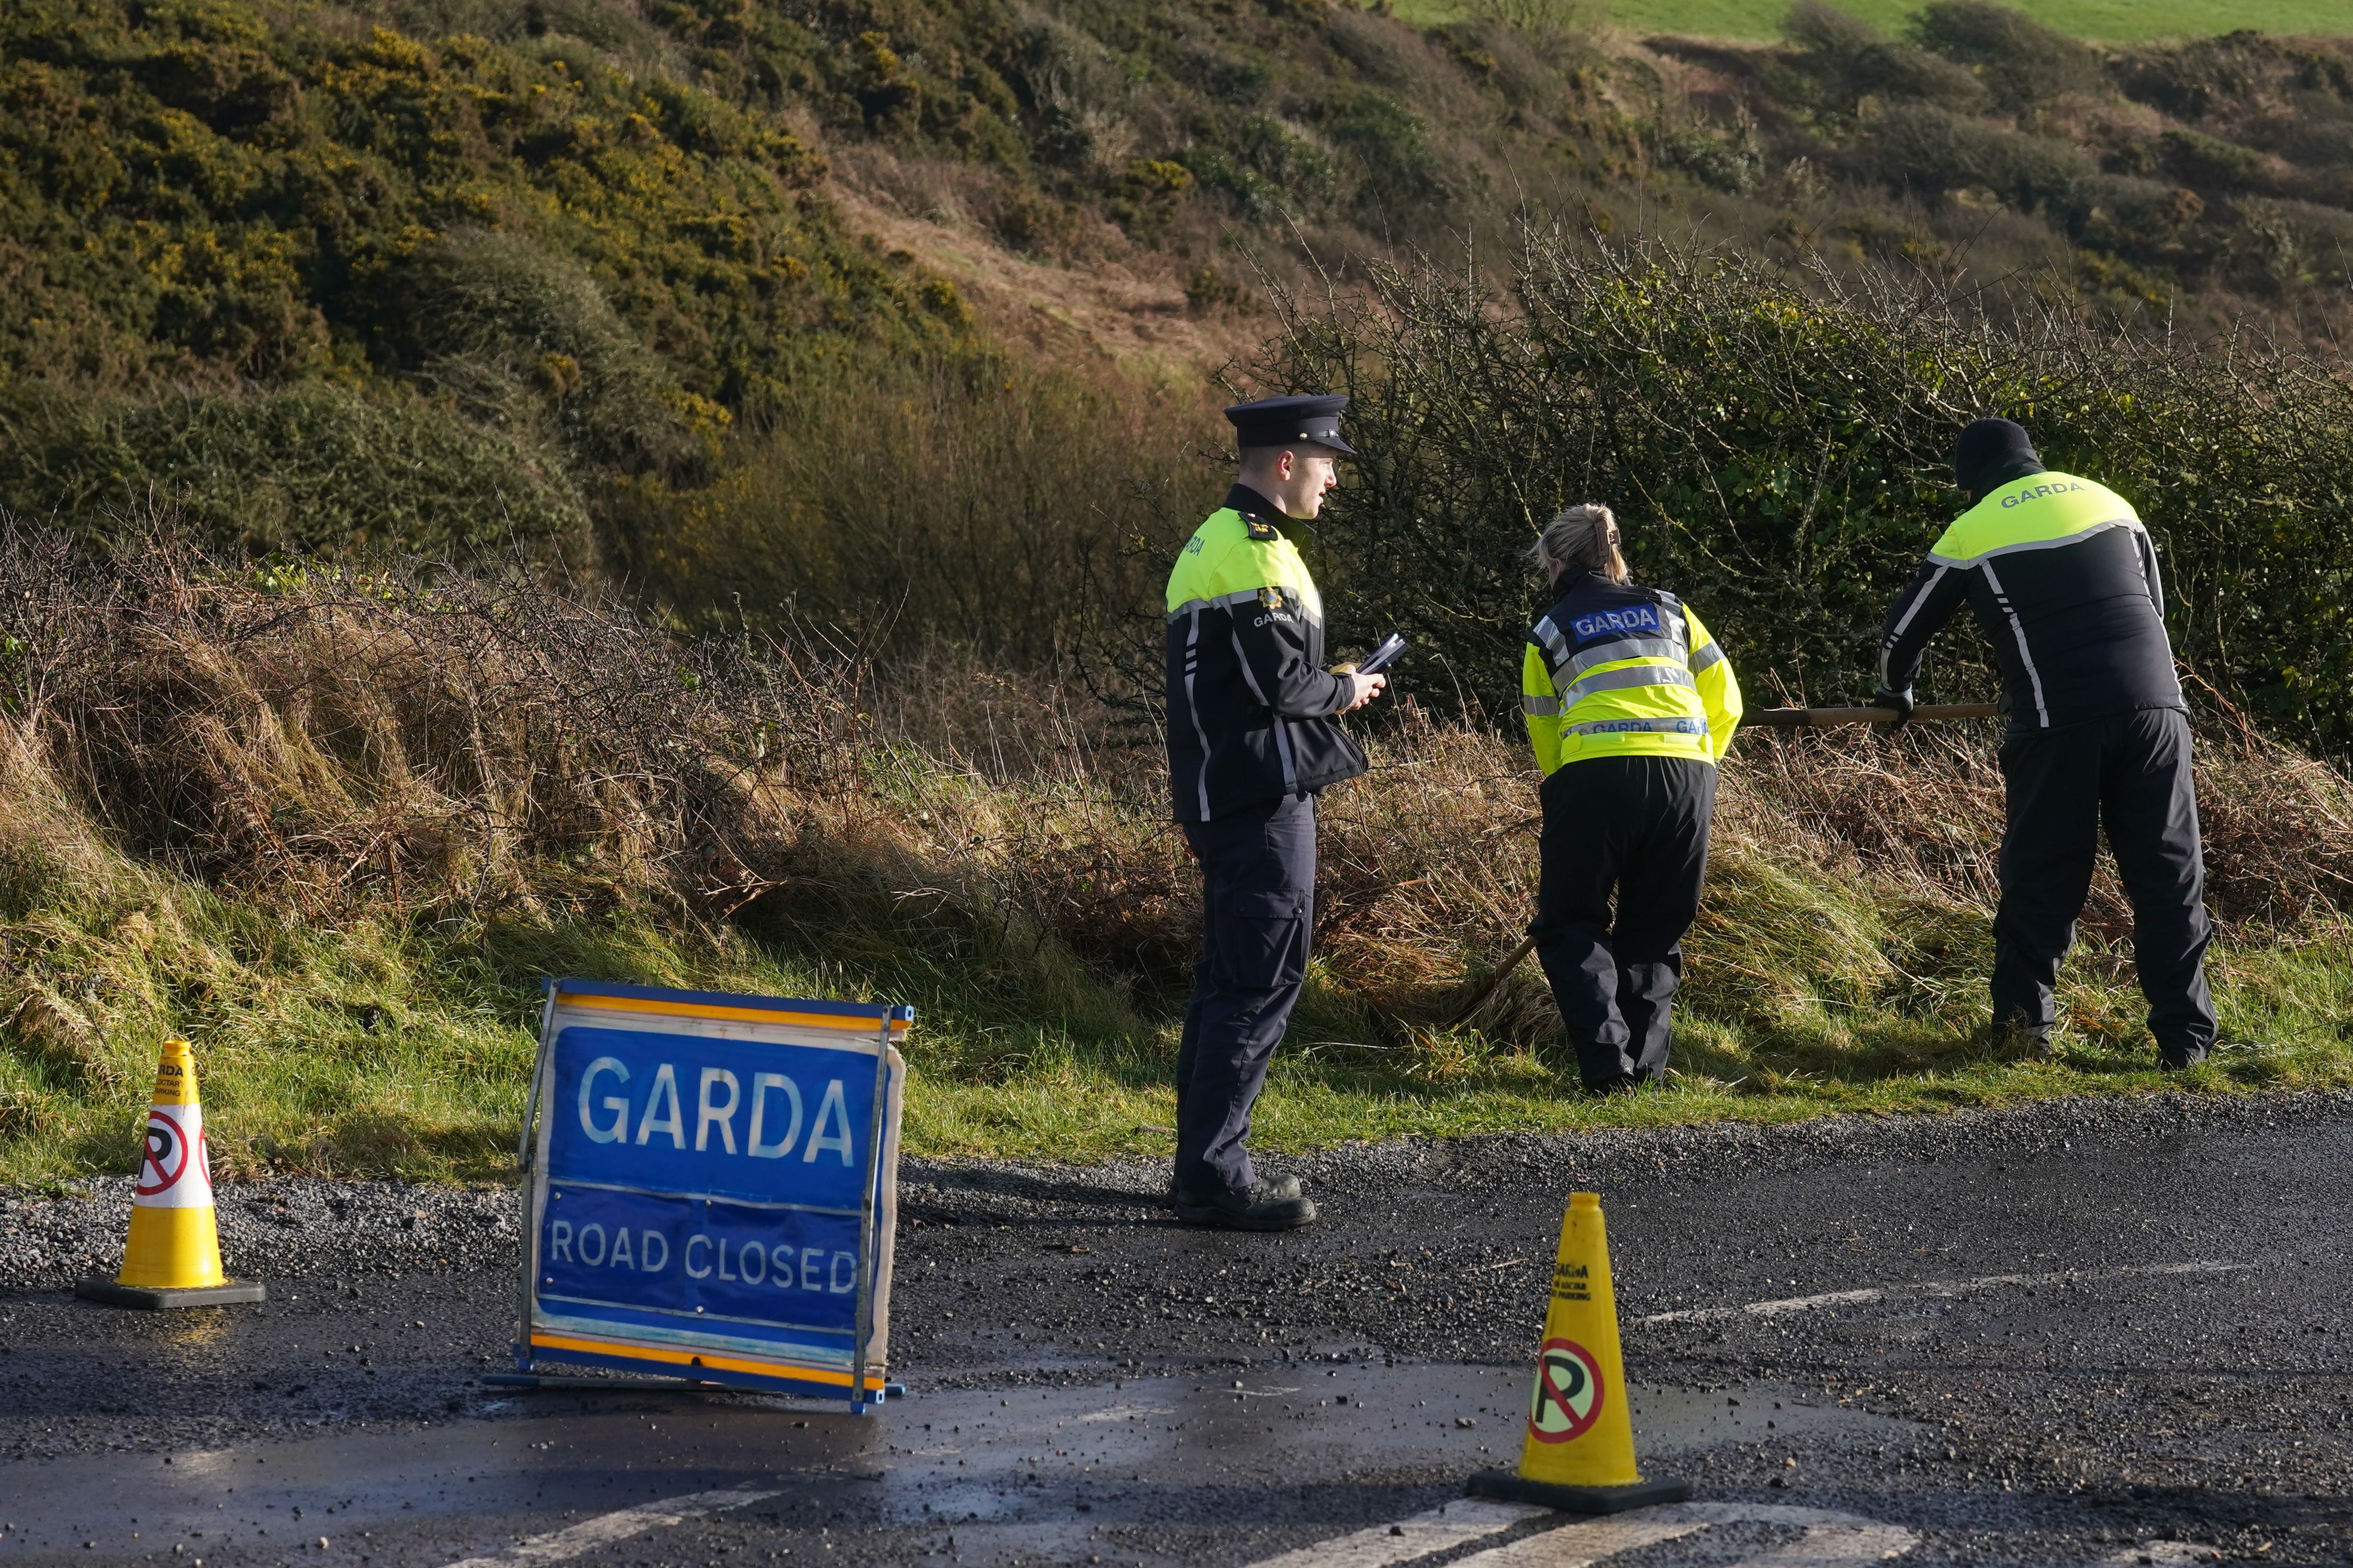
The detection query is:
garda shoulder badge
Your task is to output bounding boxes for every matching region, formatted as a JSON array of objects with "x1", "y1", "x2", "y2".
[
  {"x1": 1257, "y1": 586, "x2": 1288, "y2": 612},
  {"x1": 1242, "y1": 513, "x2": 1281, "y2": 542}
]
